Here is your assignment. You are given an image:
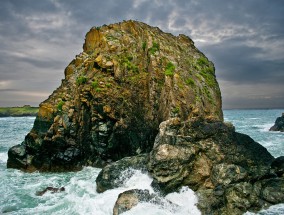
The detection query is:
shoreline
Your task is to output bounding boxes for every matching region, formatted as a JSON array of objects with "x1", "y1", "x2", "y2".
[{"x1": 0, "y1": 106, "x2": 38, "y2": 117}]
